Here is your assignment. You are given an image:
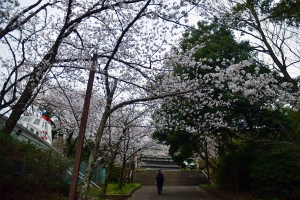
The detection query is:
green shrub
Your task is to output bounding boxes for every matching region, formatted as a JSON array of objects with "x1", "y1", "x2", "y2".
[
  {"x1": 0, "y1": 131, "x2": 71, "y2": 199},
  {"x1": 107, "y1": 165, "x2": 121, "y2": 183},
  {"x1": 250, "y1": 145, "x2": 300, "y2": 200},
  {"x1": 214, "y1": 140, "x2": 300, "y2": 200},
  {"x1": 106, "y1": 182, "x2": 141, "y2": 194},
  {"x1": 214, "y1": 143, "x2": 255, "y2": 191}
]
